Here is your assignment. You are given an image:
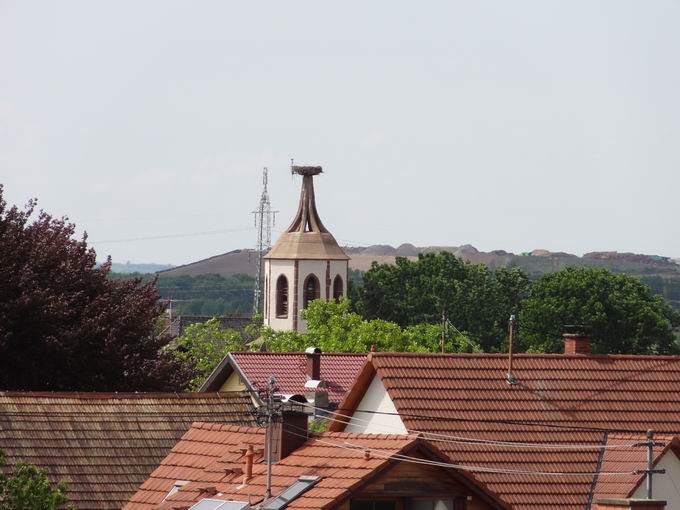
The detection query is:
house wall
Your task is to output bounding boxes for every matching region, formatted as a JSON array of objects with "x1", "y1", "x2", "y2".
[
  {"x1": 632, "y1": 451, "x2": 680, "y2": 508},
  {"x1": 333, "y1": 453, "x2": 496, "y2": 510},
  {"x1": 344, "y1": 376, "x2": 407, "y2": 434},
  {"x1": 219, "y1": 371, "x2": 246, "y2": 392}
]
